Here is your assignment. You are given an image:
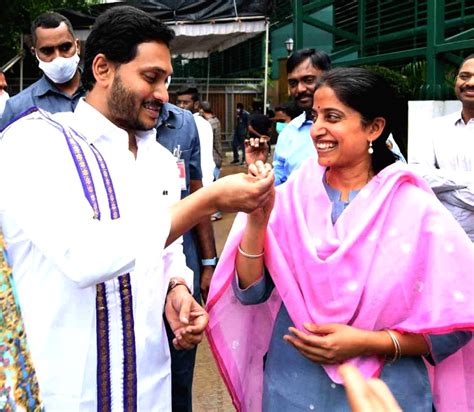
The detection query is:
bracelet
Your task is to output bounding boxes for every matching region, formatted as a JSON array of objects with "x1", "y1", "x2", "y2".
[
  {"x1": 167, "y1": 278, "x2": 192, "y2": 295},
  {"x1": 385, "y1": 329, "x2": 402, "y2": 364},
  {"x1": 201, "y1": 257, "x2": 218, "y2": 266},
  {"x1": 237, "y1": 244, "x2": 264, "y2": 259}
]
